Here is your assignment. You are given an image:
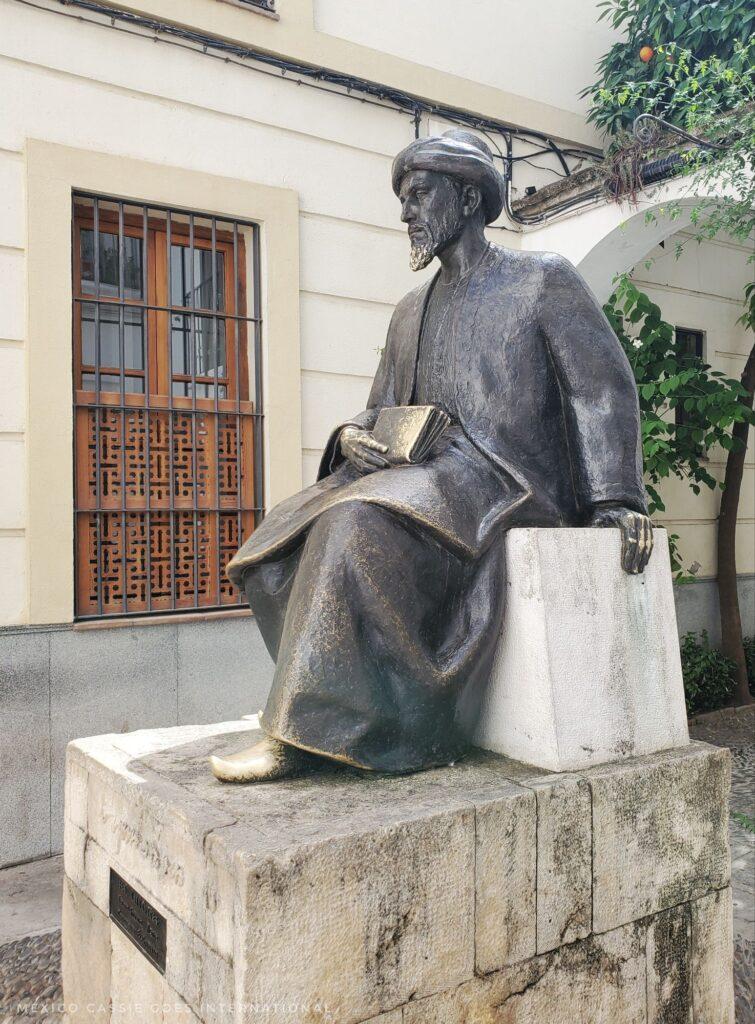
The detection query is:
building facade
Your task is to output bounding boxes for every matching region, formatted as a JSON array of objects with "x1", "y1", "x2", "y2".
[{"x1": 0, "y1": 0, "x2": 752, "y2": 867}]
